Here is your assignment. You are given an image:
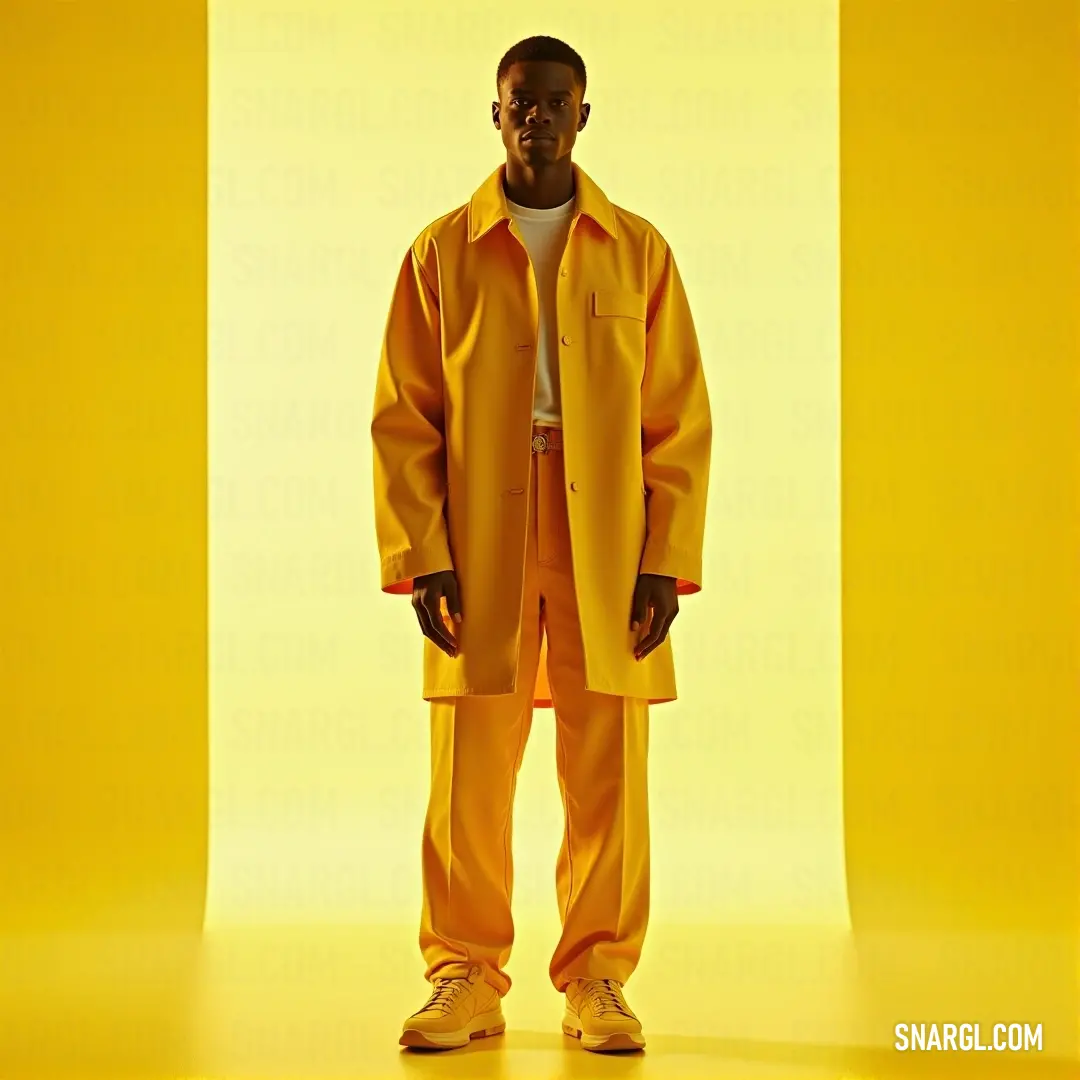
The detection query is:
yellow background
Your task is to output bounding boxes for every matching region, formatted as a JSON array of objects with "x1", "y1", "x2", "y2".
[
  {"x1": 1, "y1": 0, "x2": 1077, "y2": 1076},
  {"x1": 206, "y1": 0, "x2": 846, "y2": 929}
]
